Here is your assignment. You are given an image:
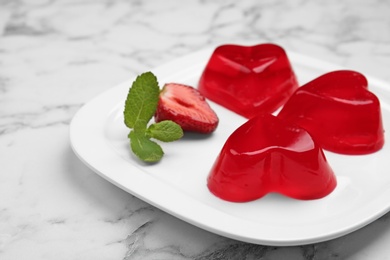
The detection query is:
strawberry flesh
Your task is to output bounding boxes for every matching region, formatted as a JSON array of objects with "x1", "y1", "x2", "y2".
[{"x1": 155, "y1": 83, "x2": 219, "y2": 133}]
